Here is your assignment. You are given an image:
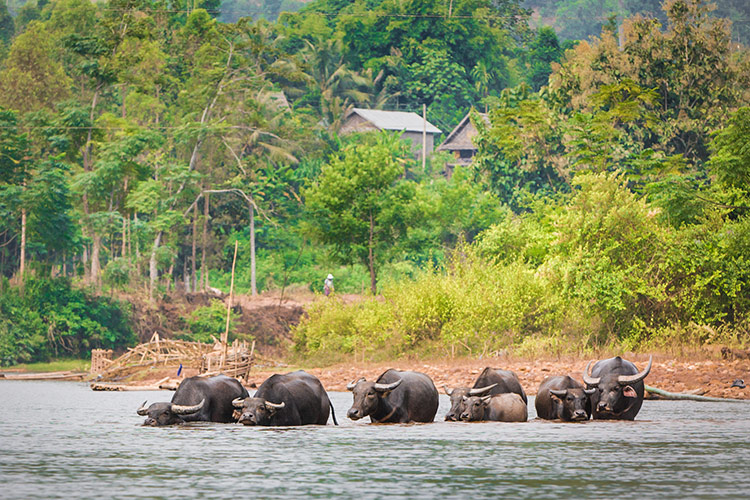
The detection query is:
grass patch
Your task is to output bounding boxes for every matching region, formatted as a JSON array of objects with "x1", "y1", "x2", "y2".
[{"x1": 2, "y1": 358, "x2": 89, "y2": 373}]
